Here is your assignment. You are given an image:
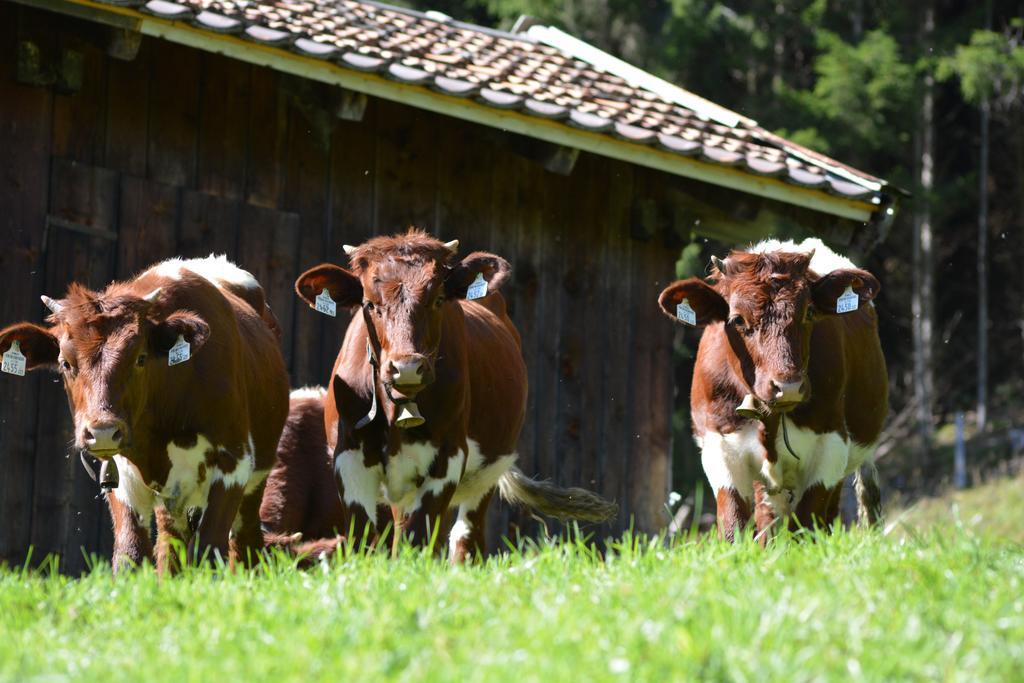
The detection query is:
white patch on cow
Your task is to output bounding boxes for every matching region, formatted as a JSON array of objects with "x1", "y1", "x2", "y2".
[
  {"x1": 770, "y1": 421, "x2": 850, "y2": 495},
  {"x1": 846, "y1": 441, "x2": 877, "y2": 477},
  {"x1": 244, "y1": 468, "x2": 270, "y2": 496},
  {"x1": 412, "y1": 449, "x2": 466, "y2": 512},
  {"x1": 384, "y1": 442, "x2": 438, "y2": 508},
  {"x1": 113, "y1": 454, "x2": 156, "y2": 527},
  {"x1": 749, "y1": 237, "x2": 858, "y2": 274},
  {"x1": 699, "y1": 422, "x2": 766, "y2": 500},
  {"x1": 163, "y1": 435, "x2": 213, "y2": 513},
  {"x1": 211, "y1": 435, "x2": 255, "y2": 490},
  {"x1": 451, "y1": 439, "x2": 516, "y2": 510},
  {"x1": 290, "y1": 386, "x2": 327, "y2": 401},
  {"x1": 449, "y1": 508, "x2": 472, "y2": 559},
  {"x1": 335, "y1": 449, "x2": 383, "y2": 528},
  {"x1": 149, "y1": 254, "x2": 259, "y2": 290}
]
